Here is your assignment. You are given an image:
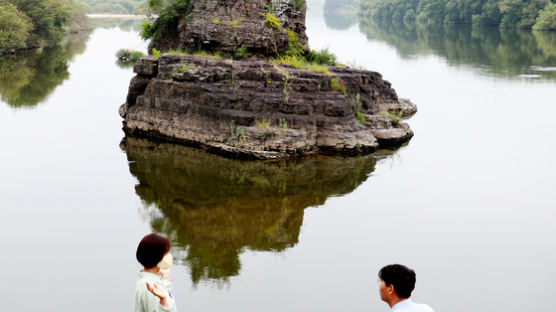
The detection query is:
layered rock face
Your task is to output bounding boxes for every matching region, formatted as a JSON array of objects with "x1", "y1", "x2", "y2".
[
  {"x1": 122, "y1": 0, "x2": 416, "y2": 159},
  {"x1": 154, "y1": 0, "x2": 308, "y2": 56},
  {"x1": 120, "y1": 55, "x2": 416, "y2": 159}
]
